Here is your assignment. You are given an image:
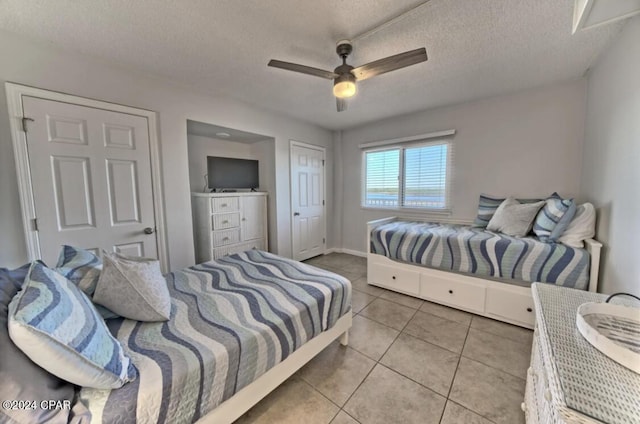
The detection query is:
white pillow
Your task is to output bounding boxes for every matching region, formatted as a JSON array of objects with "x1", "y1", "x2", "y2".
[
  {"x1": 486, "y1": 197, "x2": 545, "y2": 237},
  {"x1": 93, "y1": 252, "x2": 171, "y2": 322},
  {"x1": 558, "y1": 203, "x2": 596, "y2": 248}
]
